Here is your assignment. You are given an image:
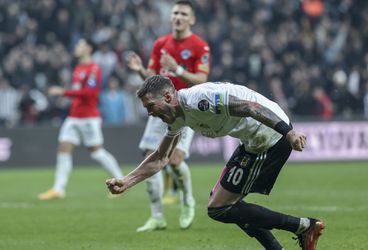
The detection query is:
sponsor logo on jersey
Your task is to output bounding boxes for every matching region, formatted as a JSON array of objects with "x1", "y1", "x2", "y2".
[
  {"x1": 198, "y1": 99, "x2": 209, "y2": 111},
  {"x1": 201, "y1": 131, "x2": 216, "y2": 138},
  {"x1": 214, "y1": 94, "x2": 223, "y2": 114},
  {"x1": 180, "y1": 49, "x2": 192, "y2": 60}
]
